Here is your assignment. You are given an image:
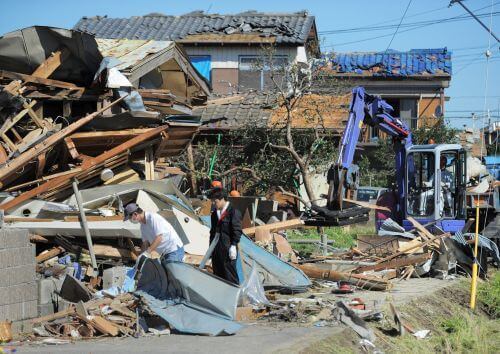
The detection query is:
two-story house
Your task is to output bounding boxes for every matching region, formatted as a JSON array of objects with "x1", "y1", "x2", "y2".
[{"x1": 74, "y1": 11, "x2": 320, "y2": 95}]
